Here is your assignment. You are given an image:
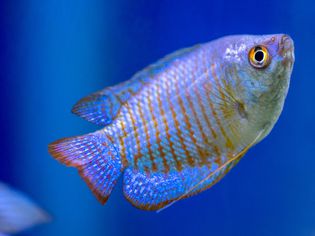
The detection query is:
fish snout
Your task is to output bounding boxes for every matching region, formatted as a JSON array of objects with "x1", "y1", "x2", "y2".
[{"x1": 278, "y1": 35, "x2": 295, "y2": 67}]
